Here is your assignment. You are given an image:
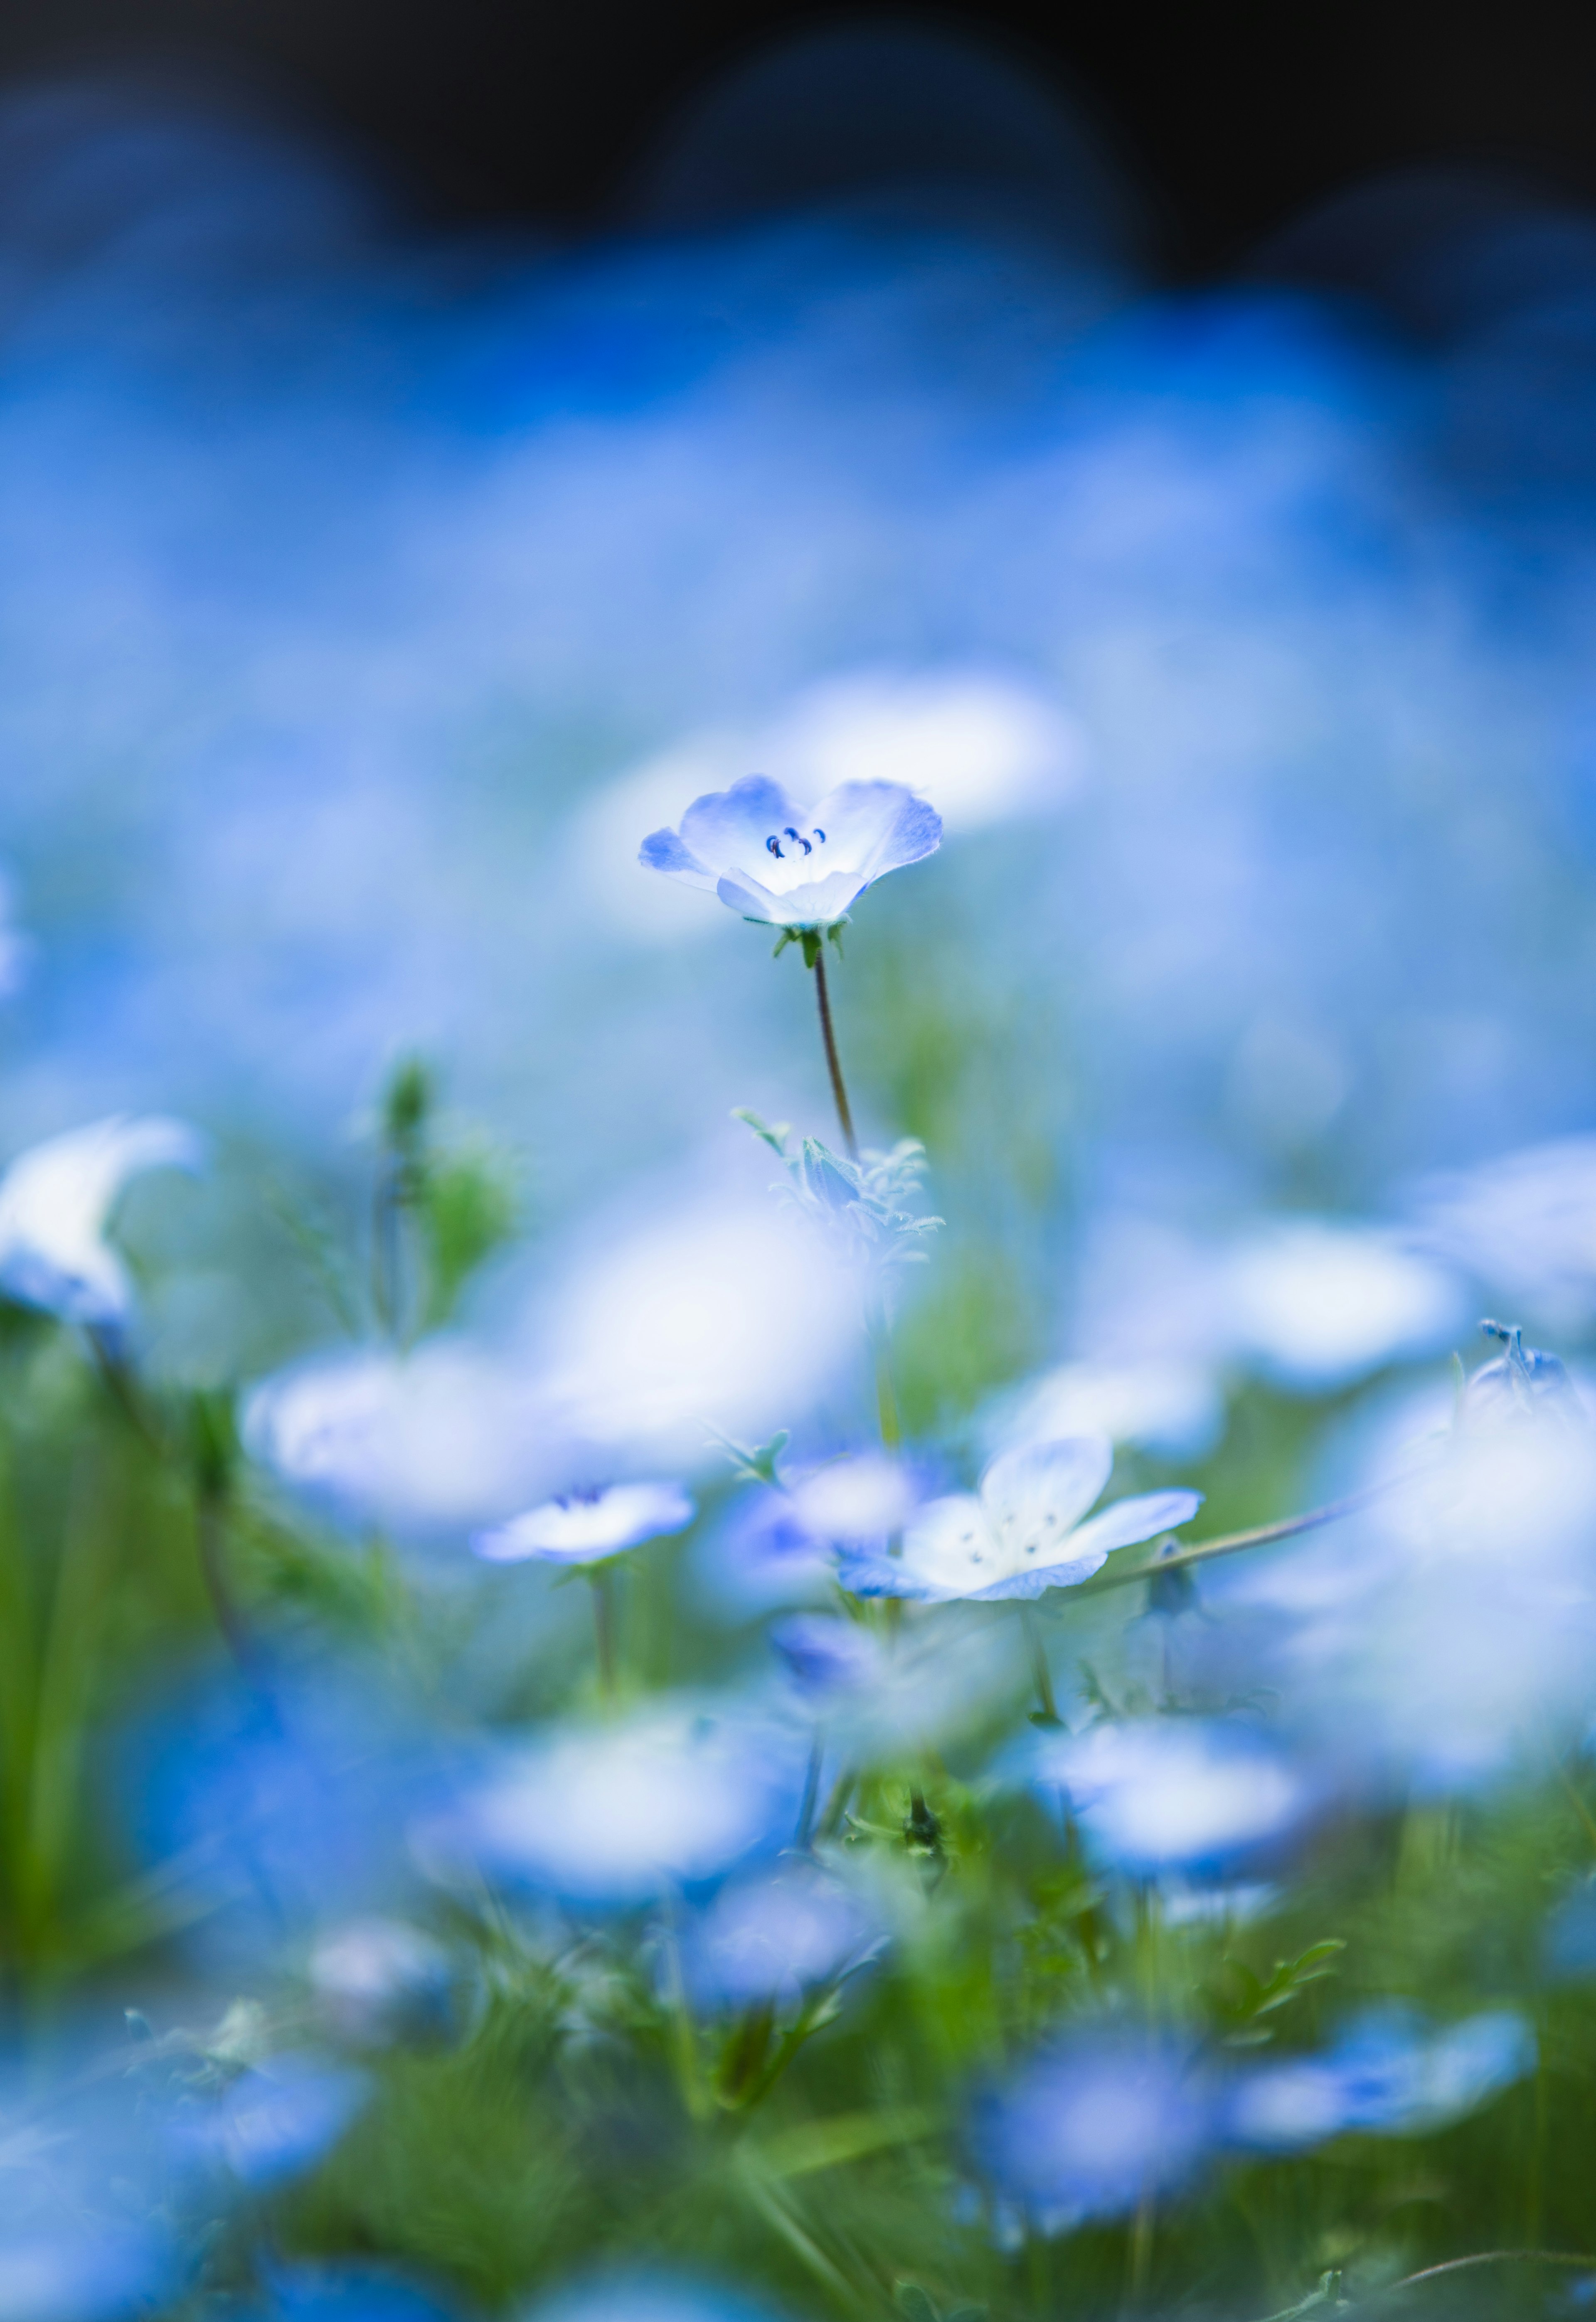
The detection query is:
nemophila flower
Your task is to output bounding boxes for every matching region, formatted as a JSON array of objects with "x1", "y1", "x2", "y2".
[
  {"x1": 840, "y1": 1436, "x2": 1199, "y2": 1602},
  {"x1": 416, "y1": 1708, "x2": 803, "y2": 1908},
  {"x1": 0, "y1": 1114, "x2": 203, "y2": 1339},
  {"x1": 172, "y1": 2052, "x2": 369, "y2": 2188},
  {"x1": 639, "y1": 773, "x2": 941, "y2": 929},
  {"x1": 525, "y1": 2274, "x2": 783, "y2": 2322},
  {"x1": 1461, "y1": 1319, "x2": 1585, "y2": 1430},
  {"x1": 679, "y1": 1859, "x2": 883, "y2": 2011},
  {"x1": 472, "y1": 1480, "x2": 695, "y2": 1565},
  {"x1": 1032, "y1": 1718, "x2": 1307, "y2": 1878},
  {"x1": 0, "y1": 2224, "x2": 173, "y2": 2322},
  {"x1": 768, "y1": 1613, "x2": 884, "y2": 1699},
  {"x1": 243, "y1": 1339, "x2": 558, "y2": 1537},
  {"x1": 972, "y1": 2030, "x2": 1220, "y2": 2228},
  {"x1": 257, "y1": 2261, "x2": 459, "y2": 2322},
  {"x1": 1228, "y1": 2006, "x2": 1534, "y2": 2149}
]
